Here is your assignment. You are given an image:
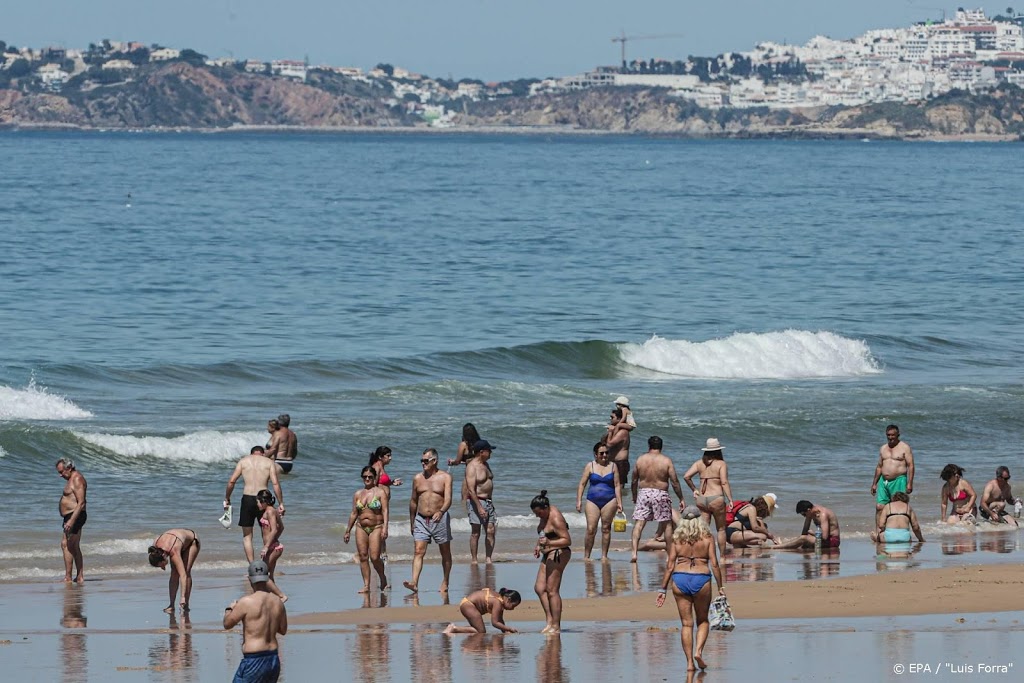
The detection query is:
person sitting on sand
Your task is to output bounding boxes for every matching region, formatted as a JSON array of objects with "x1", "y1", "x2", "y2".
[
  {"x1": 444, "y1": 587, "x2": 521, "y2": 634},
  {"x1": 224, "y1": 560, "x2": 287, "y2": 683},
  {"x1": 532, "y1": 489, "x2": 572, "y2": 634},
  {"x1": 939, "y1": 464, "x2": 977, "y2": 524},
  {"x1": 656, "y1": 506, "x2": 725, "y2": 672},
  {"x1": 724, "y1": 496, "x2": 779, "y2": 548},
  {"x1": 344, "y1": 466, "x2": 390, "y2": 593},
  {"x1": 871, "y1": 492, "x2": 925, "y2": 543},
  {"x1": 255, "y1": 490, "x2": 288, "y2": 602},
  {"x1": 148, "y1": 528, "x2": 200, "y2": 613},
  {"x1": 979, "y1": 466, "x2": 1019, "y2": 527},
  {"x1": 770, "y1": 500, "x2": 841, "y2": 550}
]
